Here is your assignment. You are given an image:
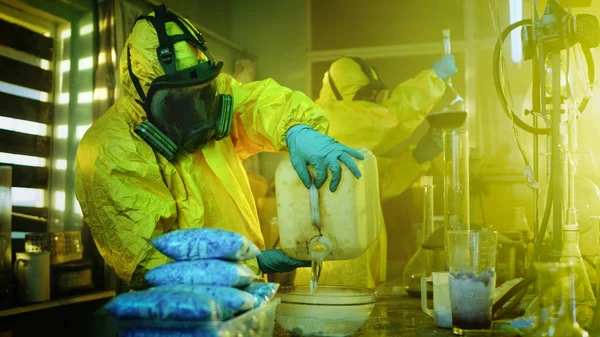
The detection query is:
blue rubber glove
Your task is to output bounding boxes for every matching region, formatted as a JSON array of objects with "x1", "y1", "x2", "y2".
[
  {"x1": 257, "y1": 250, "x2": 311, "y2": 274},
  {"x1": 413, "y1": 128, "x2": 444, "y2": 164},
  {"x1": 432, "y1": 54, "x2": 458, "y2": 81},
  {"x1": 286, "y1": 125, "x2": 364, "y2": 192}
]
